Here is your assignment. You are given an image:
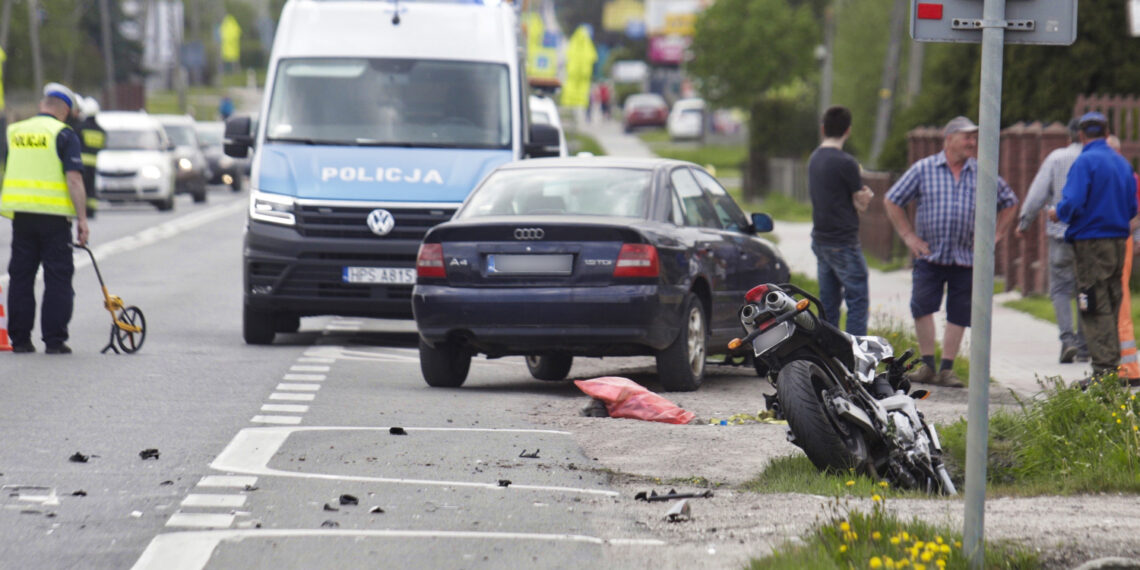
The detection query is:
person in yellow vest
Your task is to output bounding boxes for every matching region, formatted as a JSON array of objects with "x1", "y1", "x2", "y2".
[
  {"x1": 73, "y1": 95, "x2": 104, "y2": 219},
  {"x1": 0, "y1": 83, "x2": 89, "y2": 354}
]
